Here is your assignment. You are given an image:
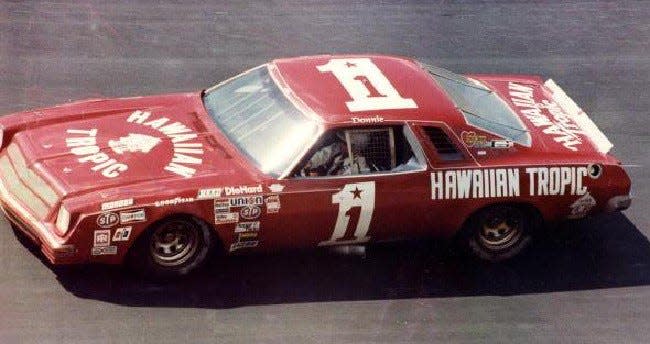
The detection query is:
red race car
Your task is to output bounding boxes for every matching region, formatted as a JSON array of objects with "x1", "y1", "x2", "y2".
[{"x1": 0, "y1": 55, "x2": 632, "y2": 277}]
